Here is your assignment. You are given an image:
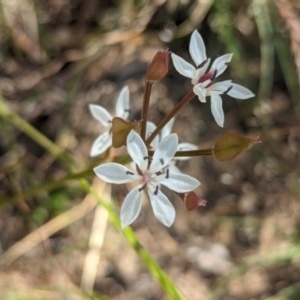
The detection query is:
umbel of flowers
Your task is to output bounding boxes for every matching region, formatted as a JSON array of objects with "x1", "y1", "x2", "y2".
[{"x1": 91, "y1": 30, "x2": 258, "y2": 229}]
